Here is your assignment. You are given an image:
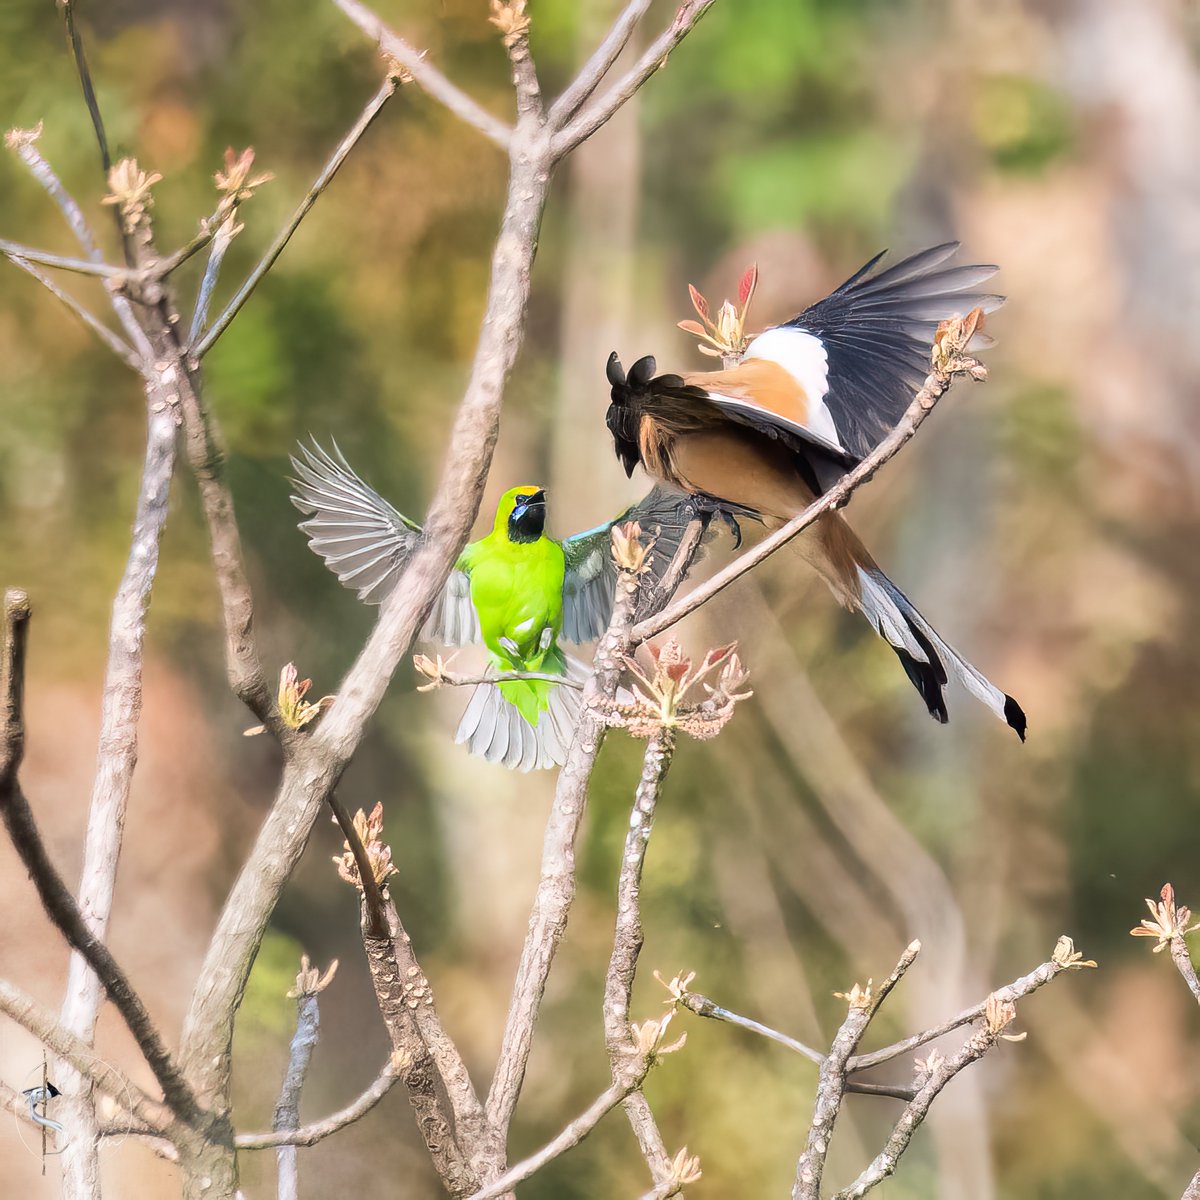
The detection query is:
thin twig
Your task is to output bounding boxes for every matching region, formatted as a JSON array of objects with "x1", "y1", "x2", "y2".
[
  {"x1": 0, "y1": 589, "x2": 30, "y2": 786},
  {"x1": 548, "y1": 0, "x2": 654, "y2": 128},
  {"x1": 832, "y1": 1019, "x2": 1013, "y2": 1199},
  {"x1": 188, "y1": 214, "x2": 238, "y2": 345},
  {"x1": 332, "y1": 0, "x2": 511, "y2": 148},
  {"x1": 59, "y1": 0, "x2": 112, "y2": 173},
  {"x1": 631, "y1": 341, "x2": 986, "y2": 644},
  {"x1": 1170, "y1": 937, "x2": 1200, "y2": 1006},
  {"x1": 0, "y1": 594, "x2": 201, "y2": 1128},
  {"x1": 792, "y1": 943, "x2": 922, "y2": 1200},
  {"x1": 6, "y1": 133, "x2": 102, "y2": 258},
  {"x1": 417, "y1": 665, "x2": 586, "y2": 691},
  {"x1": 192, "y1": 75, "x2": 398, "y2": 358},
  {"x1": 635, "y1": 515, "x2": 707, "y2": 620},
  {"x1": 272, "y1": 964, "x2": 329, "y2": 1200},
  {"x1": 237, "y1": 1062, "x2": 398, "y2": 1149},
  {"x1": 5, "y1": 131, "x2": 151, "y2": 358},
  {"x1": 846, "y1": 956, "x2": 1069, "y2": 1074},
  {"x1": 1, "y1": 775, "x2": 201, "y2": 1126},
  {"x1": 675, "y1": 990, "x2": 824, "y2": 1065},
  {"x1": 0, "y1": 240, "x2": 125, "y2": 277},
  {"x1": 845, "y1": 1082, "x2": 916, "y2": 1102},
  {"x1": 466, "y1": 1081, "x2": 632, "y2": 1200},
  {"x1": 486, "y1": 553, "x2": 642, "y2": 1130},
  {"x1": 0, "y1": 979, "x2": 171, "y2": 1135},
  {"x1": 327, "y1": 792, "x2": 389, "y2": 939},
  {"x1": 604, "y1": 729, "x2": 676, "y2": 1187},
  {"x1": 552, "y1": 0, "x2": 718, "y2": 158},
  {"x1": 5, "y1": 255, "x2": 140, "y2": 369},
  {"x1": 156, "y1": 213, "x2": 224, "y2": 279}
]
